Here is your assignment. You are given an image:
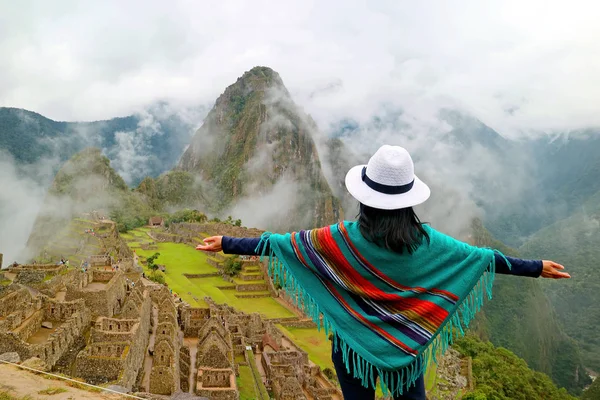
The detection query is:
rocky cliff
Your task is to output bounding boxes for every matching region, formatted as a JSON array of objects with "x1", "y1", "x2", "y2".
[{"x1": 178, "y1": 66, "x2": 341, "y2": 230}]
